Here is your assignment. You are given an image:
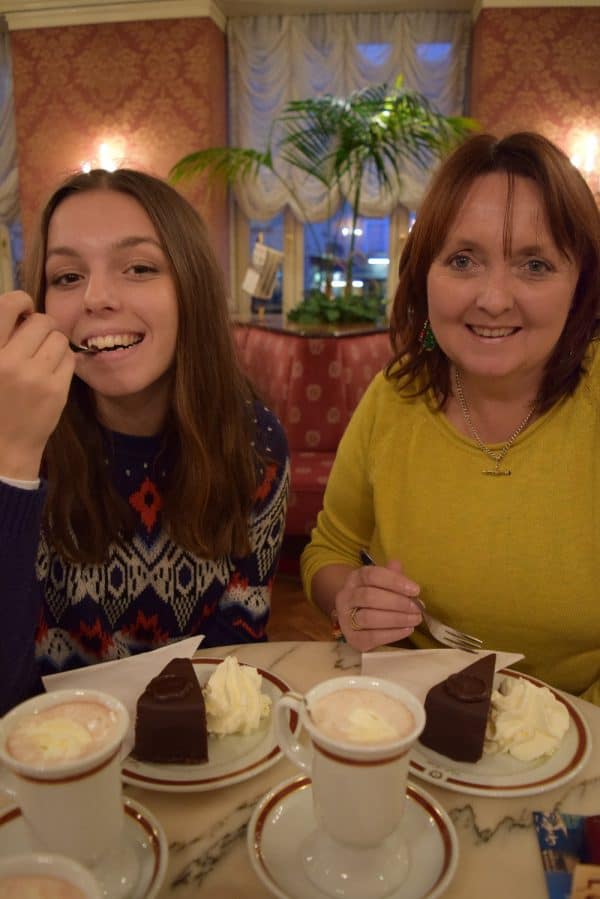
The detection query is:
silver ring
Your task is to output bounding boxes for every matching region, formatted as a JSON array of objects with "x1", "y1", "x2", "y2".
[{"x1": 349, "y1": 606, "x2": 362, "y2": 631}]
